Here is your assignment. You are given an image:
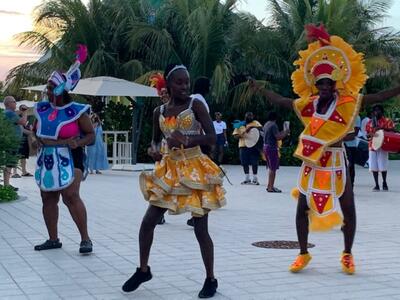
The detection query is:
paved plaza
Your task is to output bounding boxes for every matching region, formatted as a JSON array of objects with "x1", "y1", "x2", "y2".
[{"x1": 1, "y1": 159, "x2": 400, "y2": 299}]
